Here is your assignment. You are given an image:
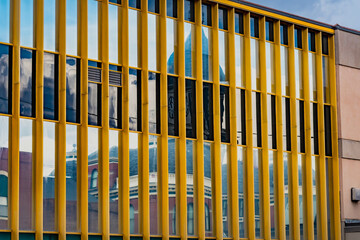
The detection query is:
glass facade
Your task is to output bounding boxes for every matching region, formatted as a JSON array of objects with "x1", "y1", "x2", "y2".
[{"x1": 0, "y1": 2, "x2": 339, "y2": 240}]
